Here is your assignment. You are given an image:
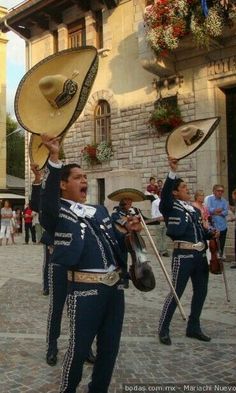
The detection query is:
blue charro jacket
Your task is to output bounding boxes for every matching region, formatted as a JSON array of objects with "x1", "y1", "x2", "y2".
[
  {"x1": 159, "y1": 176, "x2": 213, "y2": 243},
  {"x1": 39, "y1": 163, "x2": 127, "y2": 270}
]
